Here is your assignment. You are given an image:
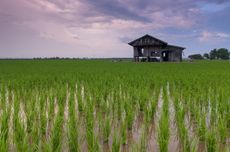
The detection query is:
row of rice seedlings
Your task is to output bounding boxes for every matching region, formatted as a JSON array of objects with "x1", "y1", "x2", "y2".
[
  {"x1": 179, "y1": 83, "x2": 229, "y2": 151},
  {"x1": 1, "y1": 71, "x2": 228, "y2": 152},
  {"x1": 206, "y1": 128, "x2": 217, "y2": 152},
  {"x1": 195, "y1": 94, "x2": 221, "y2": 151},
  {"x1": 170, "y1": 82, "x2": 200, "y2": 152},
  {"x1": 216, "y1": 92, "x2": 229, "y2": 145},
  {"x1": 125, "y1": 100, "x2": 135, "y2": 131},
  {"x1": 194, "y1": 93, "x2": 218, "y2": 151},
  {"x1": 143, "y1": 91, "x2": 158, "y2": 125},
  {"x1": 214, "y1": 91, "x2": 229, "y2": 151},
  {"x1": 77, "y1": 84, "x2": 85, "y2": 113},
  {"x1": 51, "y1": 98, "x2": 64, "y2": 152},
  {"x1": 0, "y1": 106, "x2": 10, "y2": 151},
  {"x1": 68, "y1": 87, "x2": 80, "y2": 152},
  {"x1": 85, "y1": 97, "x2": 100, "y2": 152},
  {"x1": 102, "y1": 115, "x2": 112, "y2": 143},
  {"x1": 120, "y1": 116, "x2": 127, "y2": 145},
  {"x1": 112, "y1": 132, "x2": 121, "y2": 152},
  {"x1": 174, "y1": 96, "x2": 191, "y2": 152},
  {"x1": 25, "y1": 91, "x2": 40, "y2": 151},
  {"x1": 0, "y1": 87, "x2": 8, "y2": 151},
  {"x1": 157, "y1": 86, "x2": 170, "y2": 152},
  {"x1": 12, "y1": 91, "x2": 30, "y2": 151}
]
